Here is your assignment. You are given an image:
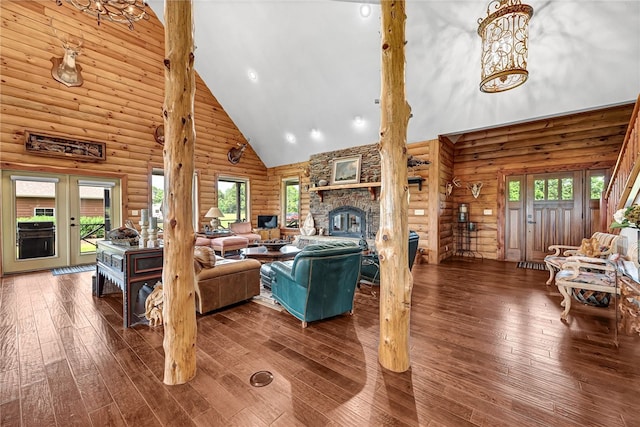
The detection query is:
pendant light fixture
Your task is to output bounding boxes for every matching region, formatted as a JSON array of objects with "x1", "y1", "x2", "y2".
[{"x1": 478, "y1": 0, "x2": 534, "y2": 93}]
